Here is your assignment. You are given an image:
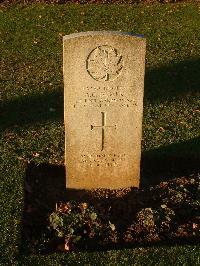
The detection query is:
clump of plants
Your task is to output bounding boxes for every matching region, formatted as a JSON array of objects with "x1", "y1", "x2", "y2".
[
  {"x1": 48, "y1": 201, "x2": 117, "y2": 251},
  {"x1": 43, "y1": 174, "x2": 200, "y2": 252},
  {"x1": 124, "y1": 205, "x2": 176, "y2": 243}
]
